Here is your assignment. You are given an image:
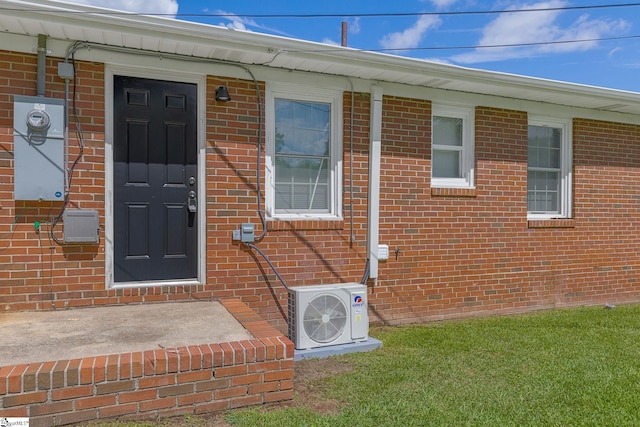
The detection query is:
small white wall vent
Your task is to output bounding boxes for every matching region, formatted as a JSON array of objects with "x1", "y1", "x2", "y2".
[{"x1": 288, "y1": 283, "x2": 369, "y2": 350}]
